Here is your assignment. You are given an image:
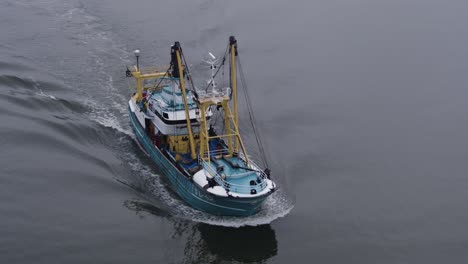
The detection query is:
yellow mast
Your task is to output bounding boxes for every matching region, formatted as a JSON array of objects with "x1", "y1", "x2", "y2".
[
  {"x1": 173, "y1": 42, "x2": 197, "y2": 159},
  {"x1": 197, "y1": 36, "x2": 250, "y2": 165},
  {"x1": 229, "y1": 36, "x2": 239, "y2": 153}
]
